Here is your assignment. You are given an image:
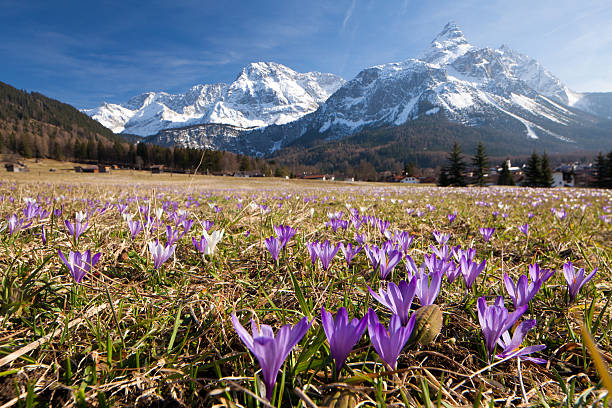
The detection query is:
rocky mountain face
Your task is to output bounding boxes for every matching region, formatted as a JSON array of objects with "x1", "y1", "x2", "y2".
[
  {"x1": 238, "y1": 22, "x2": 611, "y2": 156},
  {"x1": 83, "y1": 62, "x2": 345, "y2": 136}
]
